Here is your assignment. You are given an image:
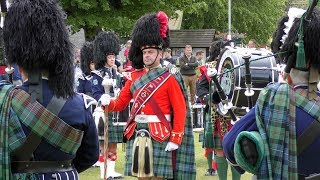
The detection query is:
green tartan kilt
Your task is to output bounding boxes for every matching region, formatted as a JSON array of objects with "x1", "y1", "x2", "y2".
[
  {"x1": 213, "y1": 124, "x2": 223, "y2": 150},
  {"x1": 124, "y1": 123, "x2": 174, "y2": 179},
  {"x1": 203, "y1": 113, "x2": 223, "y2": 150},
  {"x1": 98, "y1": 112, "x2": 125, "y2": 143}
]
